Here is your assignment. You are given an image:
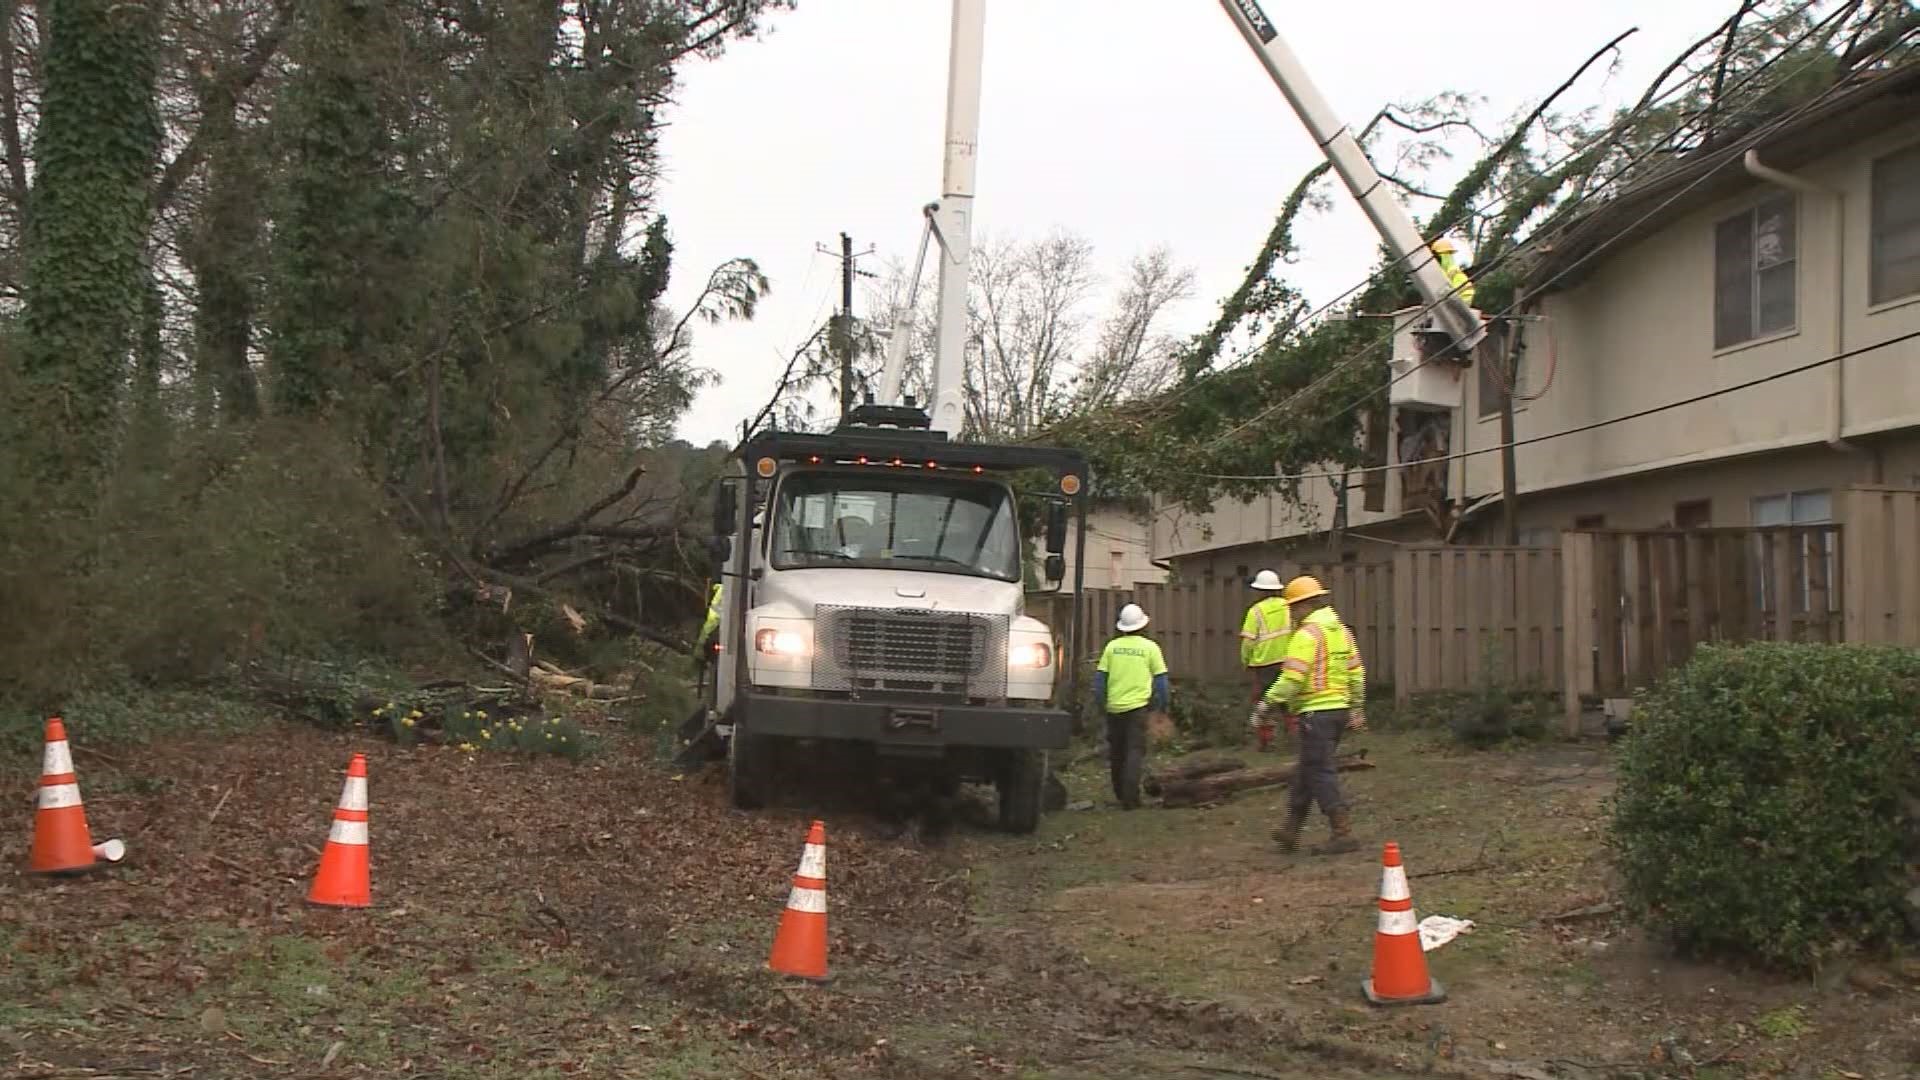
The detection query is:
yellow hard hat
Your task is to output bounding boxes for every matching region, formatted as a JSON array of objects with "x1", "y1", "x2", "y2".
[
  {"x1": 1281, "y1": 575, "x2": 1329, "y2": 604},
  {"x1": 1430, "y1": 237, "x2": 1455, "y2": 255}
]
